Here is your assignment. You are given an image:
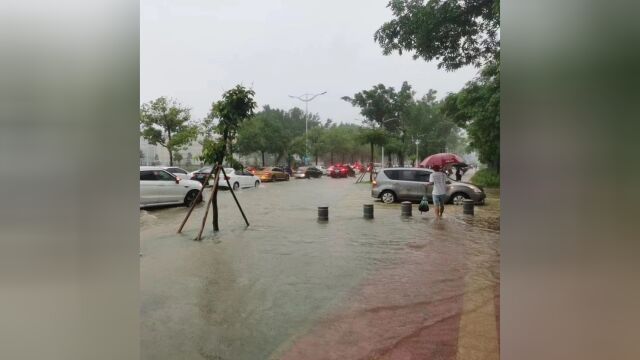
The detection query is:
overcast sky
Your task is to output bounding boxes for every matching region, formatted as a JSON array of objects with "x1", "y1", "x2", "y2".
[{"x1": 141, "y1": 0, "x2": 478, "y2": 124}]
